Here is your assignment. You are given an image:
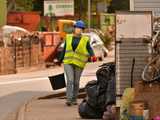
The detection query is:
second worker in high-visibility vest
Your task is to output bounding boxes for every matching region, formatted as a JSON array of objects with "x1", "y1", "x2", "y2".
[{"x1": 60, "y1": 20, "x2": 97, "y2": 106}]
